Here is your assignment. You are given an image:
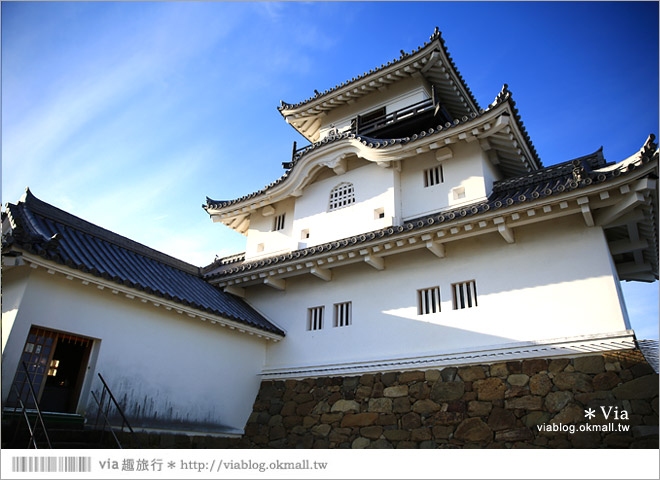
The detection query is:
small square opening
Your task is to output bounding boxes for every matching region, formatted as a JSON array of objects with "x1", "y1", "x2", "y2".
[{"x1": 452, "y1": 186, "x2": 466, "y2": 200}]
